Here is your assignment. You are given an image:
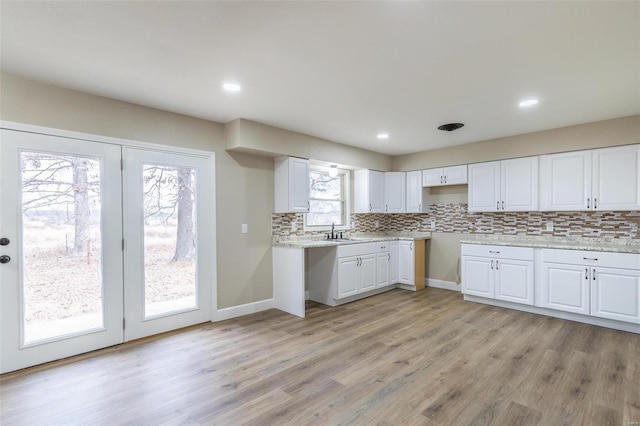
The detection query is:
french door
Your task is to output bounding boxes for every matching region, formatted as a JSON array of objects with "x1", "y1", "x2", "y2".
[{"x1": 0, "y1": 128, "x2": 214, "y2": 373}]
